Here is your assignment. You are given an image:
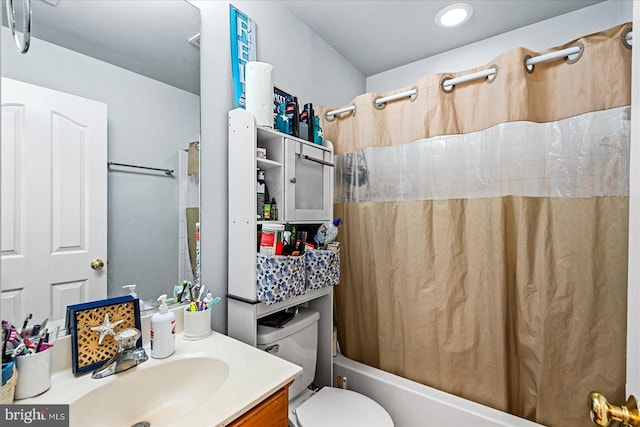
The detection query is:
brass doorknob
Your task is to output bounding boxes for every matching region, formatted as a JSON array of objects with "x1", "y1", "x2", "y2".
[
  {"x1": 91, "y1": 259, "x2": 105, "y2": 270},
  {"x1": 589, "y1": 392, "x2": 640, "y2": 426}
]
